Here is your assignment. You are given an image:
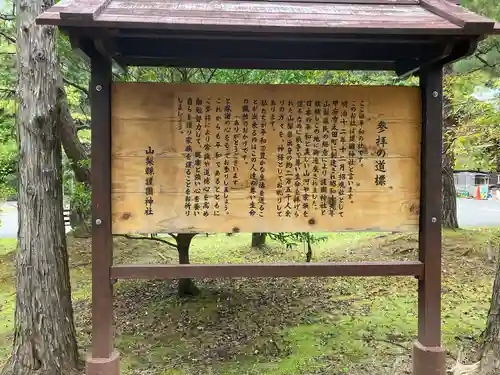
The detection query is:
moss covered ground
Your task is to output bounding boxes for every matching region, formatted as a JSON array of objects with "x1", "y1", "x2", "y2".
[{"x1": 0, "y1": 229, "x2": 499, "y2": 374}]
